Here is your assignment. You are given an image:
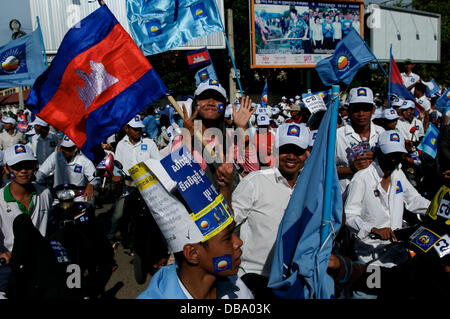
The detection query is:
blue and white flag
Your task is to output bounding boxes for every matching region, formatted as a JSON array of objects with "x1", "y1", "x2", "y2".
[
  {"x1": 0, "y1": 27, "x2": 47, "y2": 87},
  {"x1": 315, "y1": 29, "x2": 374, "y2": 86},
  {"x1": 126, "y1": 0, "x2": 223, "y2": 56},
  {"x1": 261, "y1": 81, "x2": 268, "y2": 107},
  {"x1": 435, "y1": 88, "x2": 450, "y2": 114},
  {"x1": 424, "y1": 79, "x2": 441, "y2": 98},
  {"x1": 268, "y1": 87, "x2": 342, "y2": 299},
  {"x1": 417, "y1": 123, "x2": 439, "y2": 159},
  {"x1": 195, "y1": 63, "x2": 217, "y2": 86}
]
